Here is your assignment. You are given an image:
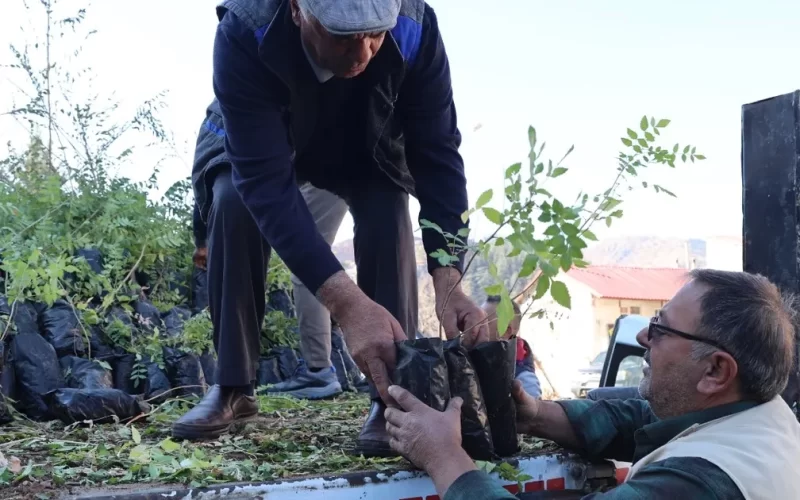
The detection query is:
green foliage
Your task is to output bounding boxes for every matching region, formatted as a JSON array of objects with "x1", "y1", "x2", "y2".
[
  {"x1": 178, "y1": 310, "x2": 214, "y2": 356},
  {"x1": 425, "y1": 118, "x2": 704, "y2": 334},
  {"x1": 261, "y1": 310, "x2": 299, "y2": 353}
]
